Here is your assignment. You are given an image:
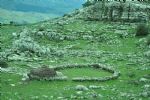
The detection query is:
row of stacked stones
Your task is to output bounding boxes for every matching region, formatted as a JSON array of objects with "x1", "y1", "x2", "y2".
[{"x1": 27, "y1": 64, "x2": 120, "y2": 82}]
